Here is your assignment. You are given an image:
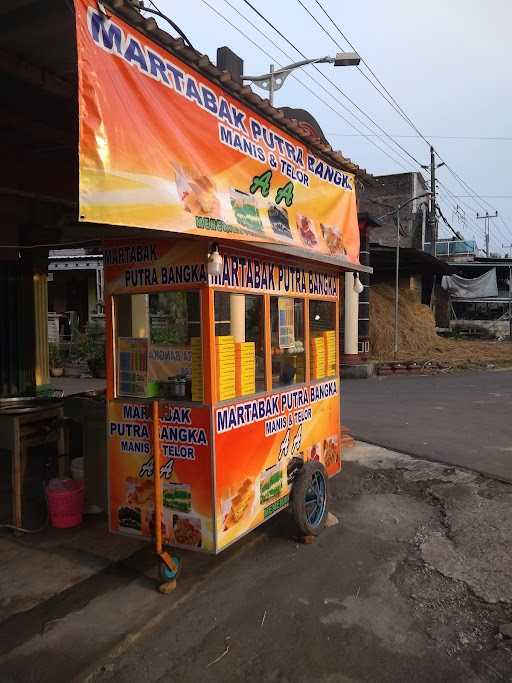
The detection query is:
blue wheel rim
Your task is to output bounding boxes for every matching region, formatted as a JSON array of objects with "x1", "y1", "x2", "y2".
[
  {"x1": 304, "y1": 471, "x2": 326, "y2": 527},
  {"x1": 161, "y1": 556, "x2": 180, "y2": 581}
]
